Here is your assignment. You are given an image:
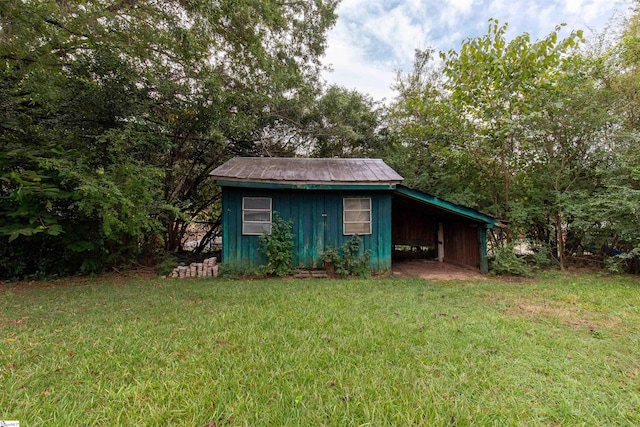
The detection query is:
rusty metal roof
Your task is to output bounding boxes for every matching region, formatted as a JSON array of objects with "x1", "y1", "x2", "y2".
[{"x1": 210, "y1": 157, "x2": 403, "y2": 185}]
